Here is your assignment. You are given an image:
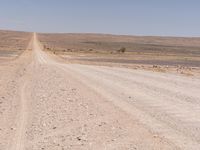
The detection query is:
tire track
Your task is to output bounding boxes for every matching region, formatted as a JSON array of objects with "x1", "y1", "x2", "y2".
[
  {"x1": 33, "y1": 33, "x2": 200, "y2": 149},
  {"x1": 57, "y1": 64, "x2": 200, "y2": 150},
  {"x1": 10, "y1": 82, "x2": 28, "y2": 150}
]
